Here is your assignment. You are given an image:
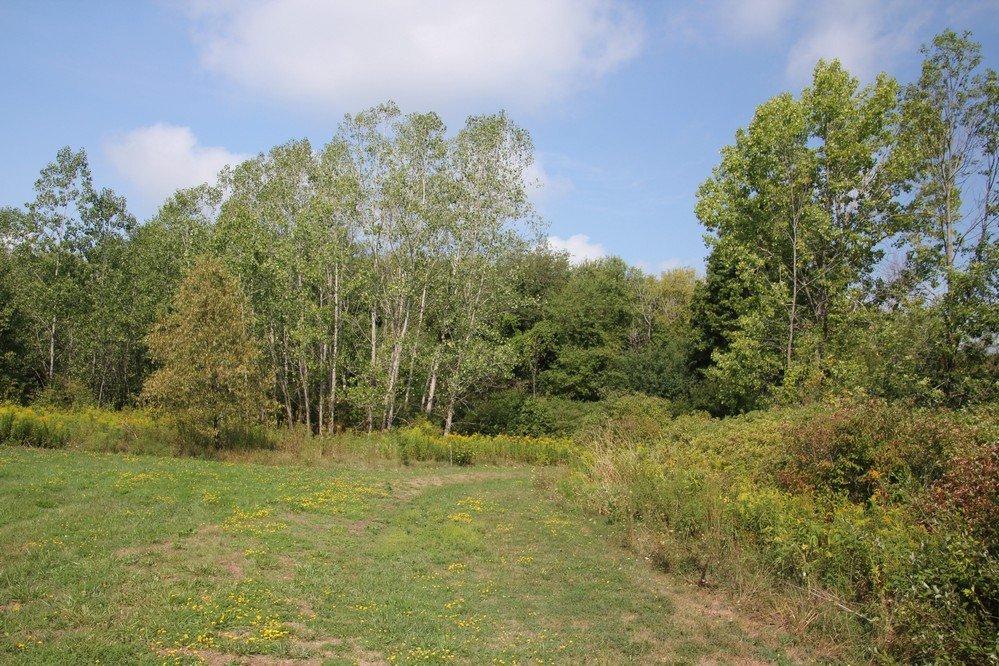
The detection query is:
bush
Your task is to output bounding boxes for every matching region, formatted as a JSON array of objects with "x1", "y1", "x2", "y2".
[
  {"x1": 457, "y1": 390, "x2": 612, "y2": 437},
  {"x1": 392, "y1": 425, "x2": 575, "y2": 466},
  {"x1": 0, "y1": 404, "x2": 177, "y2": 455},
  {"x1": 561, "y1": 398, "x2": 999, "y2": 662}
]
